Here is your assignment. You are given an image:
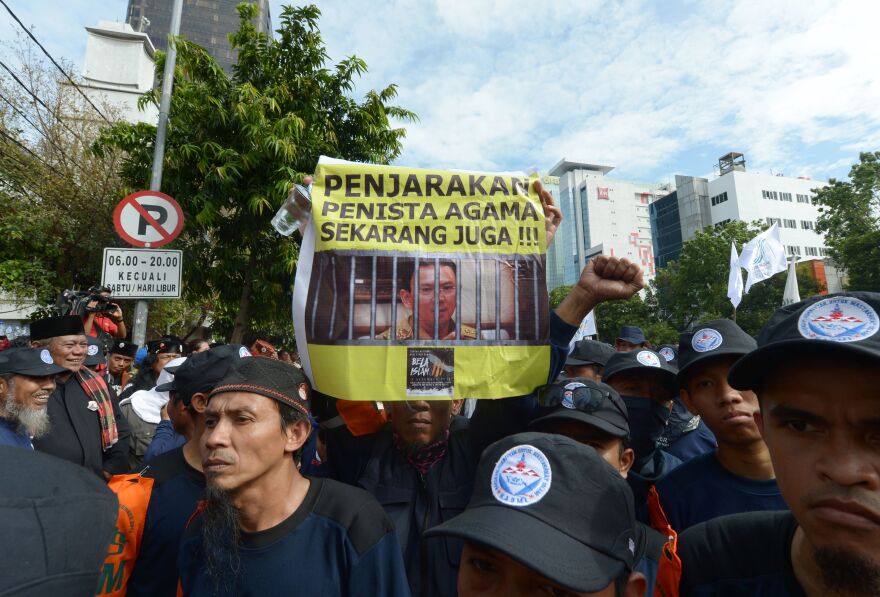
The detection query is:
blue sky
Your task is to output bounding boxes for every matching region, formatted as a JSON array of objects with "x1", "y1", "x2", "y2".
[{"x1": 2, "y1": 0, "x2": 877, "y2": 184}]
